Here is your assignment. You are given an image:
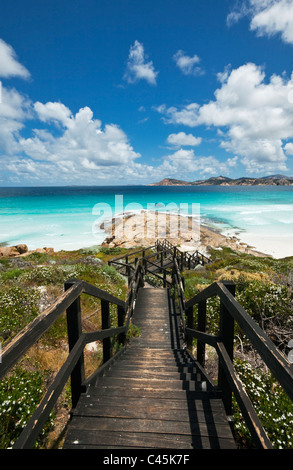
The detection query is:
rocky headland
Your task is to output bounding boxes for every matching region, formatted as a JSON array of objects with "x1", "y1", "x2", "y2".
[
  {"x1": 101, "y1": 210, "x2": 268, "y2": 257},
  {"x1": 150, "y1": 175, "x2": 293, "y2": 186}
]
